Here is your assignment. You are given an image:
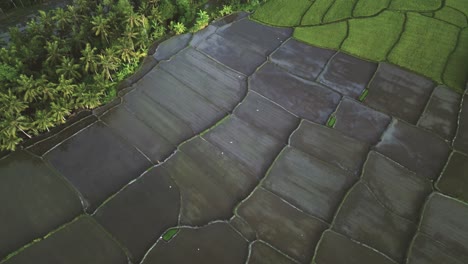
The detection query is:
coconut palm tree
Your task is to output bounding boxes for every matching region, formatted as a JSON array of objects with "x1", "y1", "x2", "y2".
[
  {"x1": 0, "y1": 132, "x2": 23, "y2": 151},
  {"x1": 80, "y1": 43, "x2": 98, "y2": 74},
  {"x1": 139, "y1": 13, "x2": 150, "y2": 30},
  {"x1": 35, "y1": 76, "x2": 56, "y2": 101},
  {"x1": 75, "y1": 0, "x2": 92, "y2": 13},
  {"x1": 32, "y1": 109, "x2": 54, "y2": 132},
  {"x1": 122, "y1": 26, "x2": 139, "y2": 49},
  {"x1": 91, "y1": 15, "x2": 110, "y2": 44},
  {"x1": 38, "y1": 10, "x2": 54, "y2": 33},
  {"x1": 73, "y1": 83, "x2": 100, "y2": 109},
  {"x1": 76, "y1": 90, "x2": 102, "y2": 109},
  {"x1": 97, "y1": 48, "x2": 120, "y2": 82},
  {"x1": 135, "y1": 24, "x2": 151, "y2": 50},
  {"x1": 17, "y1": 74, "x2": 39, "y2": 103},
  {"x1": 17, "y1": 42, "x2": 41, "y2": 70},
  {"x1": 149, "y1": 6, "x2": 164, "y2": 24},
  {"x1": 49, "y1": 101, "x2": 70, "y2": 124},
  {"x1": 55, "y1": 75, "x2": 77, "y2": 98},
  {"x1": 0, "y1": 89, "x2": 27, "y2": 114},
  {"x1": 66, "y1": 5, "x2": 82, "y2": 26},
  {"x1": 127, "y1": 12, "x2": 141, "y2": 29},
  {"x1": 26, "y1": 19, "x2": 42, "y2": 36},
  {"x1": 57, "y1": 57, "x2": 81, "y2": 80},
  {"x1": 116, "y1": 39, "x2": 136, "y2": 64},
  {"x1": 0, "y1": 112, "x2": 32, "y2": 139},
  {"x1": 8, "y1": 27, "x2": 24, "y2": 47},
  {"x1": 44, "y1": 40, "x2": 65, "y2": 67},
  {"x1": 53, "y1": 8, "x2": 72, "y2": 32},
  {"x1": 91, "y1": 73, "x2": 112, "y2": 92},
  {"x1": 38, "y1": 10, "x2": 55, "y2": 37},
  {"x1": 150, "y1": 21, "x2": 165, "y2": 41}
]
